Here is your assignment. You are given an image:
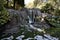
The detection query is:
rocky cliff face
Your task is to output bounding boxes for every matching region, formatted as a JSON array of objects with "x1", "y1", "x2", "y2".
[{"x1": 1, "y1": 8, "x2": 51, "y2": 36}]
